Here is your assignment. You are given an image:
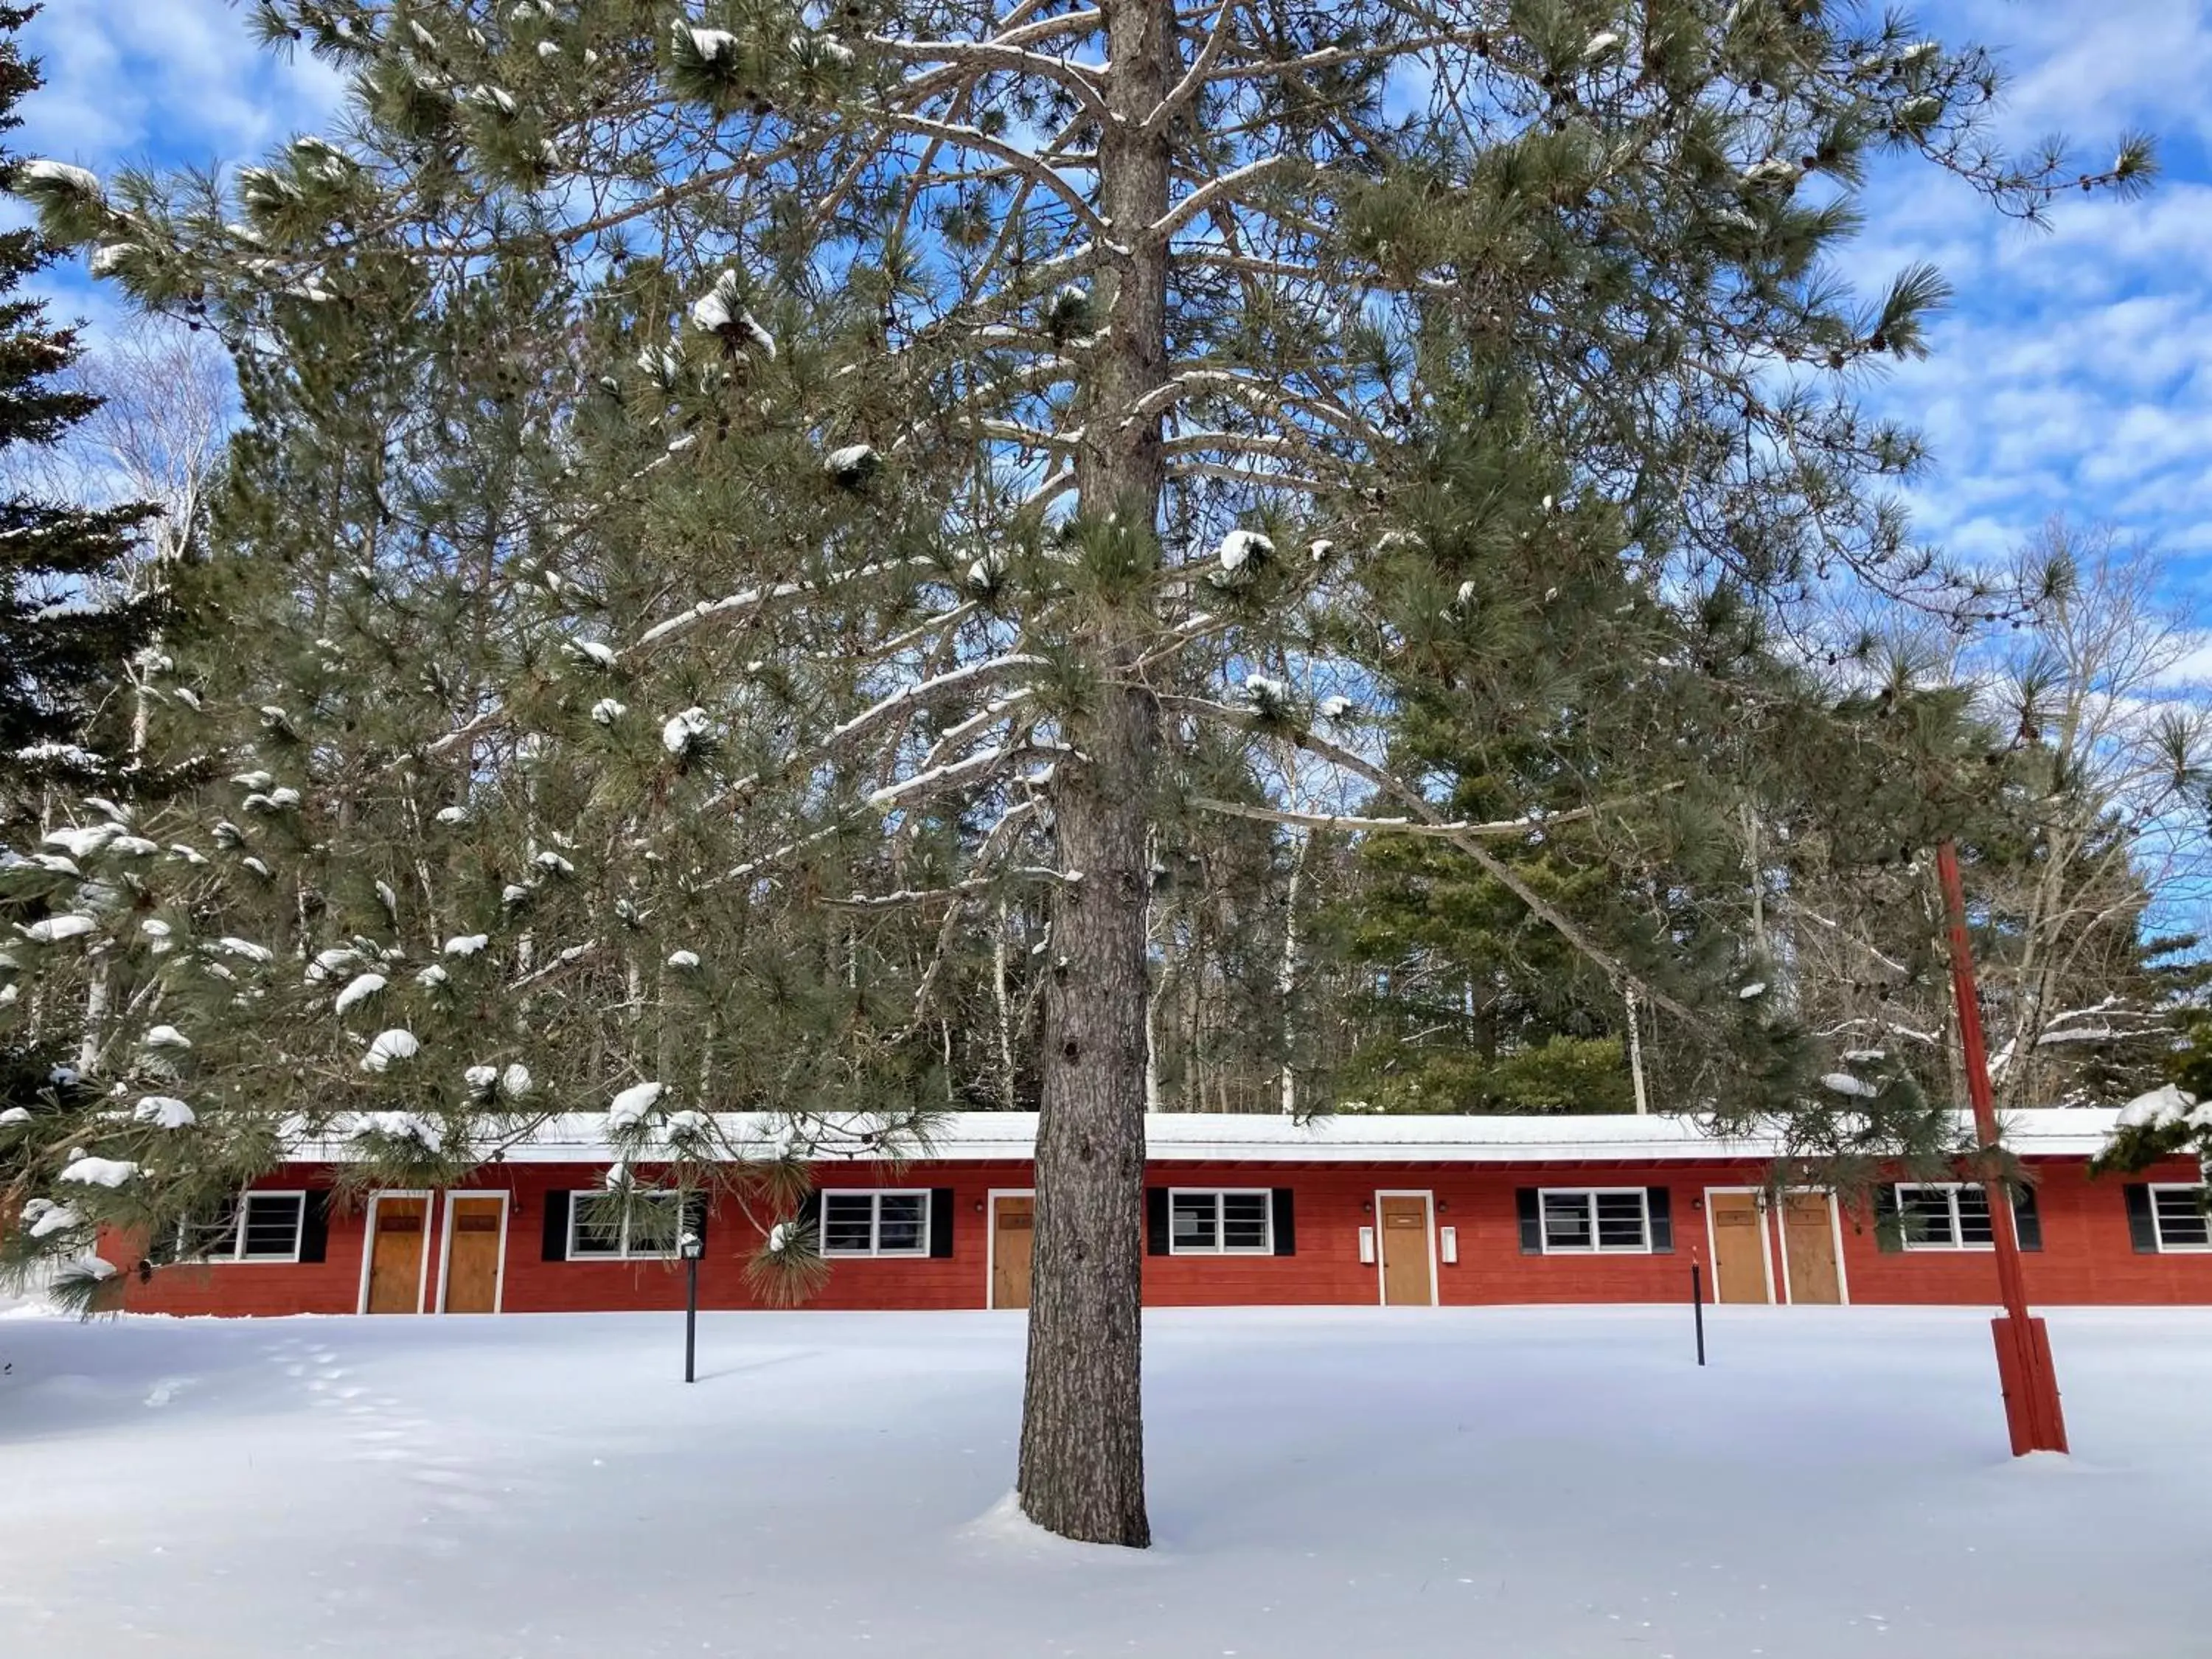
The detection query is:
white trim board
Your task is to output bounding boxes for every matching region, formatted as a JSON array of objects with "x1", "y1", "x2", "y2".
[{"x1": 291, "y1": 1107, "x2": 2128, "y2": 1166}]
